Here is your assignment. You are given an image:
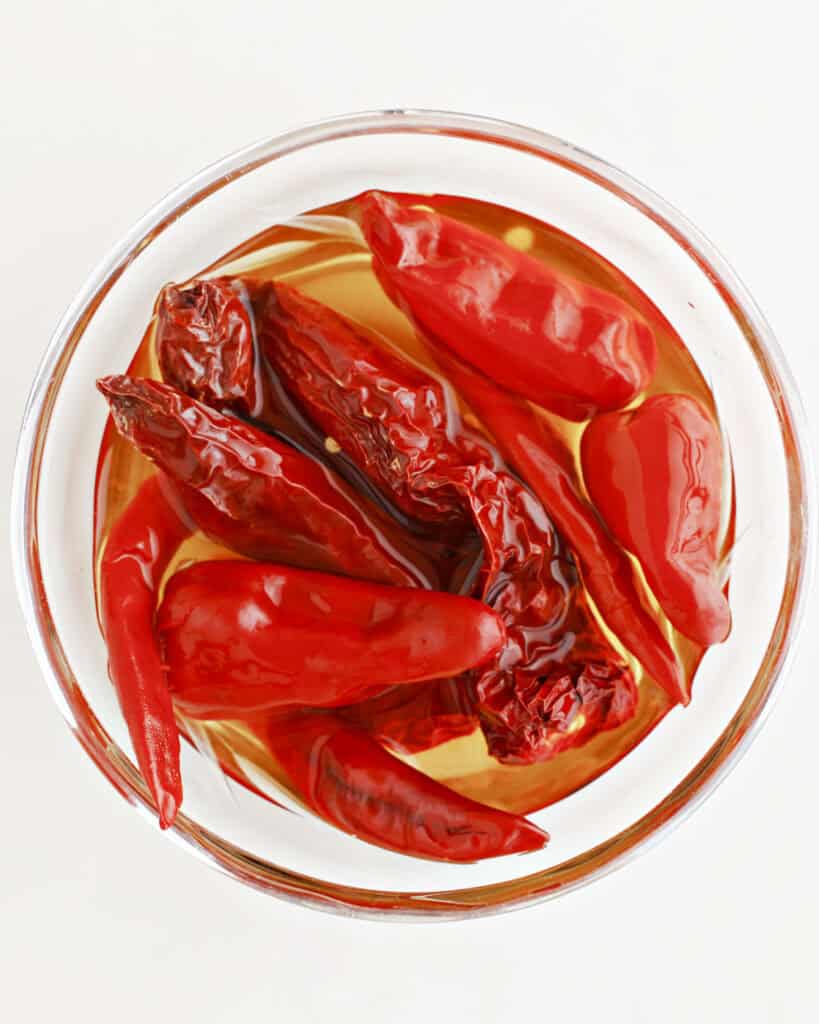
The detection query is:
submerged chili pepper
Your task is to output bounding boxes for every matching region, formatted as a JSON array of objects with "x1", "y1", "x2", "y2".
[
  {"x1": 436, "y1": 352, "x2": 687, "y2": 705},
  {"x1": 253, "y1": 282, "x2": 637, "y2": 762},
  {"x1": 156, "y1": 277, "x2": 262, "y2": 417},
  {"x1": 97, "y1": 375, "x2": 428, "y2": 589},
  {"x1": 98, "y1": 474, "x2": 191, "y2": 828},
  {"x1": 259, "y1": 713, "x2": 548, "y2": 861},
  {"x1": 341, "y1": 679, "x2": 478, "y2": 755},
  {"x1": 158, "y1": 560, "x2": 505, "y2": 718},
  {"x1": 581, "y1": 394, "x2": 730, "y2": 646},
  {"x1": 357, "y1": 191, "x2": 657, "y2": 421}
]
